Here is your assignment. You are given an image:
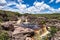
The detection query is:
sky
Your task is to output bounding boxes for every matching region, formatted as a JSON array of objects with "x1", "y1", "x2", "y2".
[{"x1": 0, "y1": 0, "x2": 60, "y2": 14}]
